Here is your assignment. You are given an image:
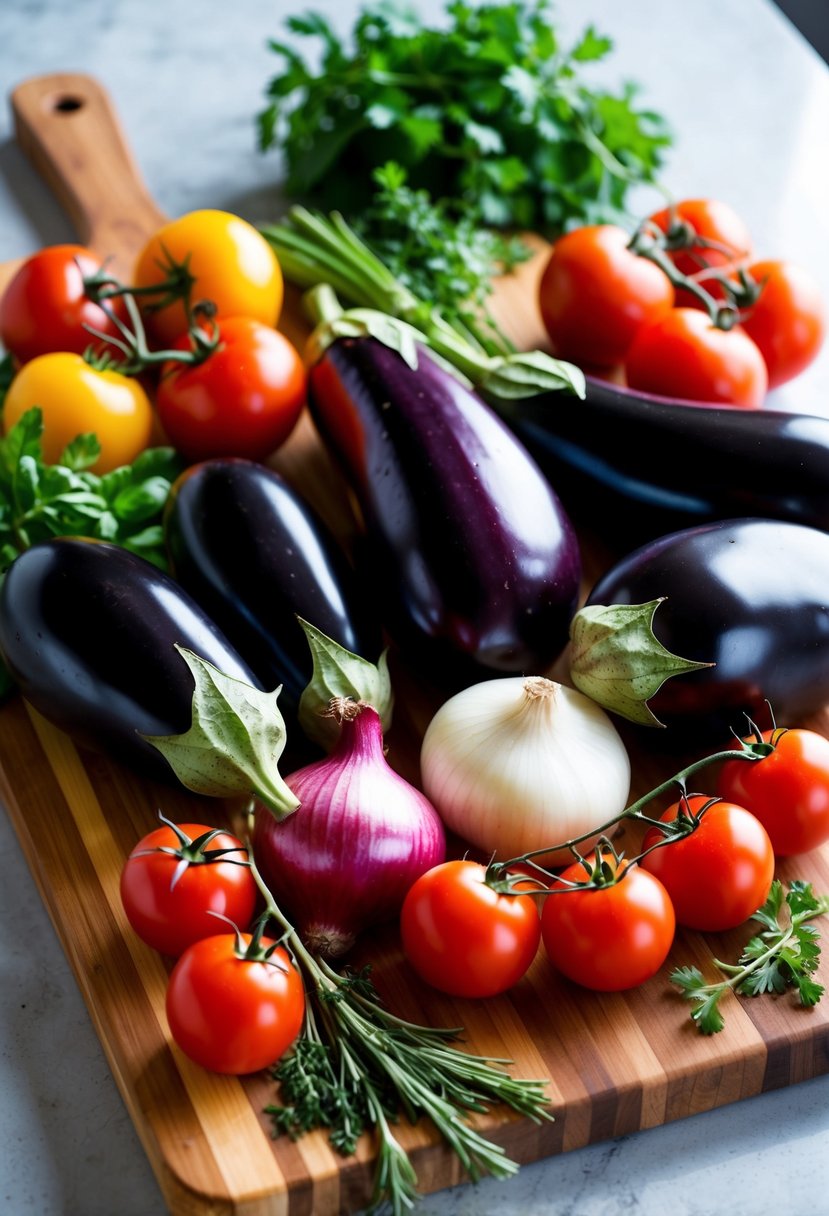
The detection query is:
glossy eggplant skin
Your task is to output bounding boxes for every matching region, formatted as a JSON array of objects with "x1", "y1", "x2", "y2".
[
  {"x1": 496, "y1": 376, "x2": 829, "y2": 548},
  {"x1": 0, "y1": 538, "x2": 260, "y2": 782},
  {"x1": 307, "y1": 337, "x2": 581, "y2": 680},
  {"x1": 586, "y1": 518, "x2": 829, "y2": 741},
  {"x1": 164, "y1": 458, "x2": 382, "y2": 710}
]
